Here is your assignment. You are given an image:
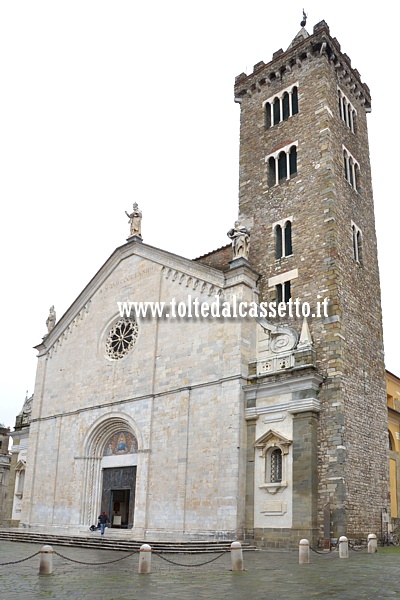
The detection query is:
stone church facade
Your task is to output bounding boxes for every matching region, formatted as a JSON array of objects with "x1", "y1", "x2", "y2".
[{"x1": 19, "y1": 20, "x2": 388, "y2": 547}]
